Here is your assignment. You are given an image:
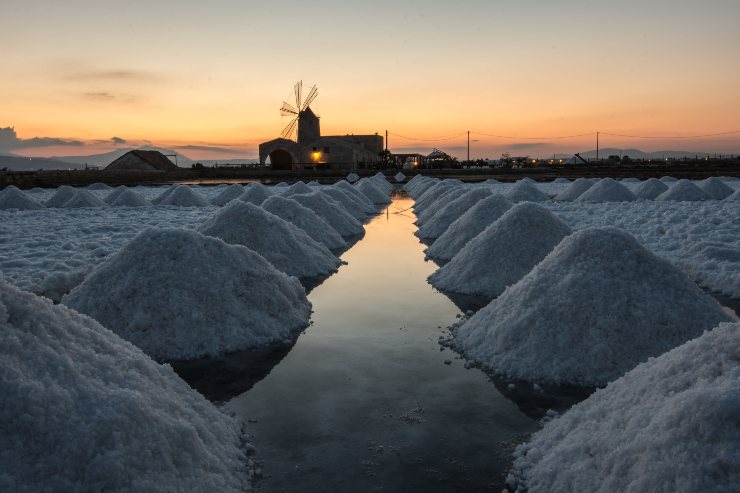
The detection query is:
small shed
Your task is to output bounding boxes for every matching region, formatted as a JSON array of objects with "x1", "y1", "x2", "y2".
[{"x1": 106, "y1": 150, "x2": 179, "y2": 171}]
